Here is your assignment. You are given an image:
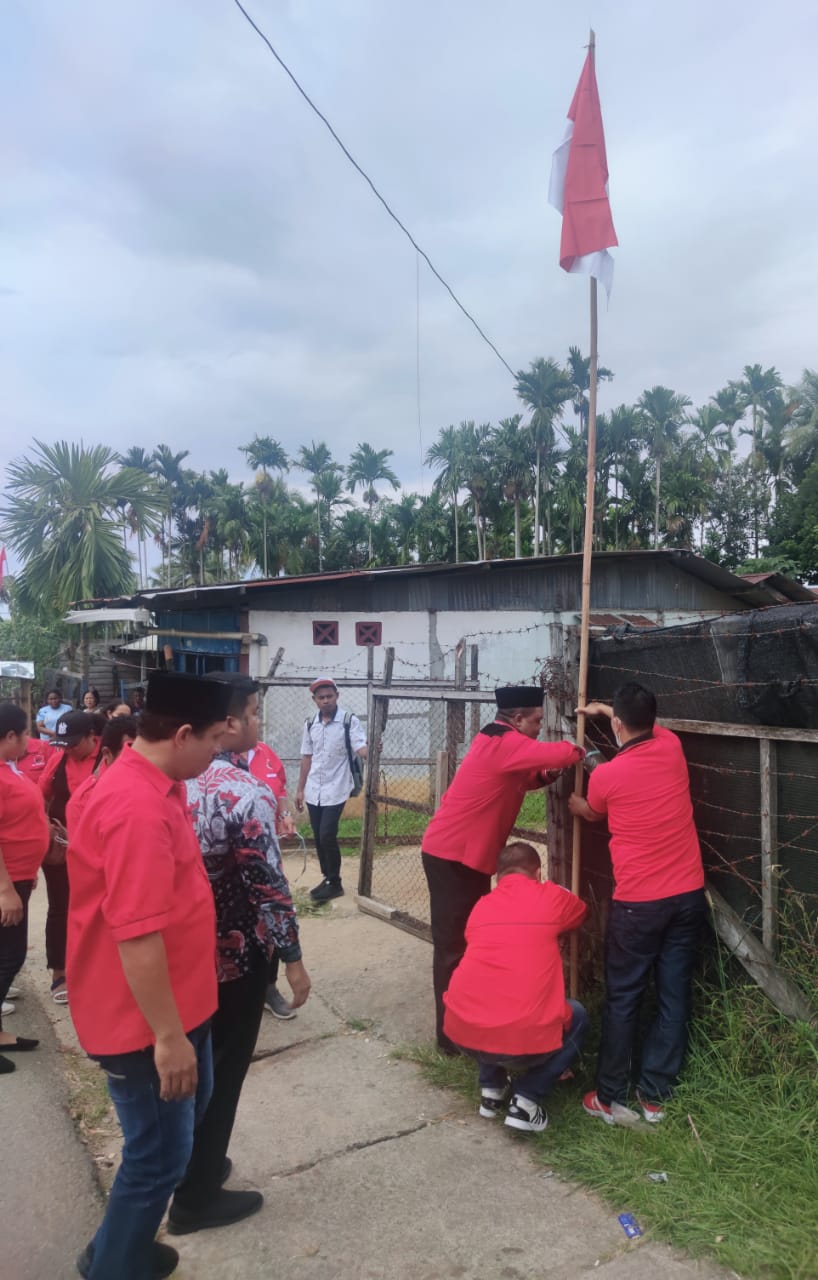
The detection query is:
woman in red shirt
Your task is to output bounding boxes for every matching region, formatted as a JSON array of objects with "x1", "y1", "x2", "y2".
[{"x1": 0, "y1": 703, "x2": 52, "y2": 1074}]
